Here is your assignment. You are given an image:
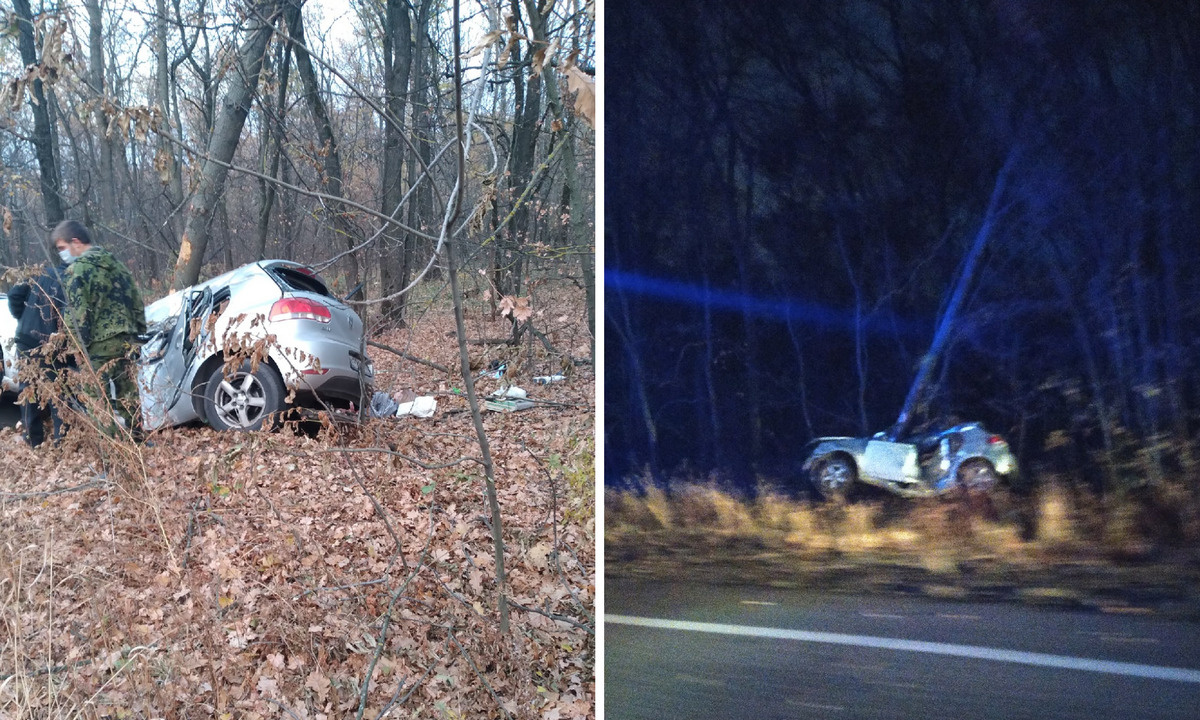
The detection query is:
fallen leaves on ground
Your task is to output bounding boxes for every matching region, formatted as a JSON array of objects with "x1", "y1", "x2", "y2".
[{"x1": 0, "y1": 285, "x2": 594, "y2": 719}]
